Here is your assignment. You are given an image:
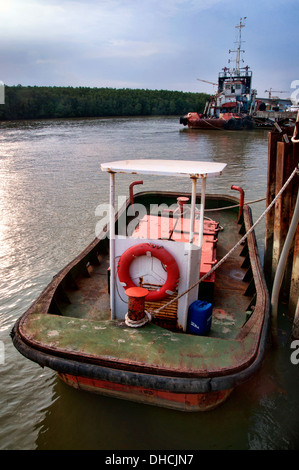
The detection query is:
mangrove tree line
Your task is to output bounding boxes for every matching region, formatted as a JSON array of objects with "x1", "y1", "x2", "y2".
[{"x1": 0, "y1": 85, "x2": 208, "y2": 120}]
